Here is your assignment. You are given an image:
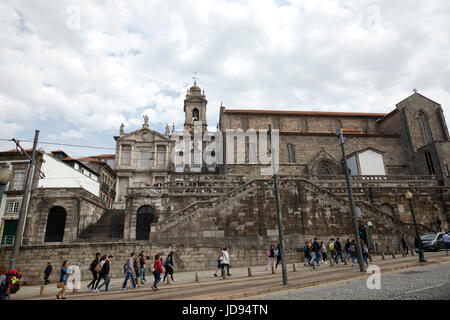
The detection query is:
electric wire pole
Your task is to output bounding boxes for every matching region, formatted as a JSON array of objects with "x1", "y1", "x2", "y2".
[
  {"x1": 269, "y1": 125, "x2": 288, "y2": 285},
  {"x1": 336, "y1": 128, "x2": 365, "y2": 272},
  {"x1": 9, "y1": 130, "x2": 39, "y2": 270}
]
